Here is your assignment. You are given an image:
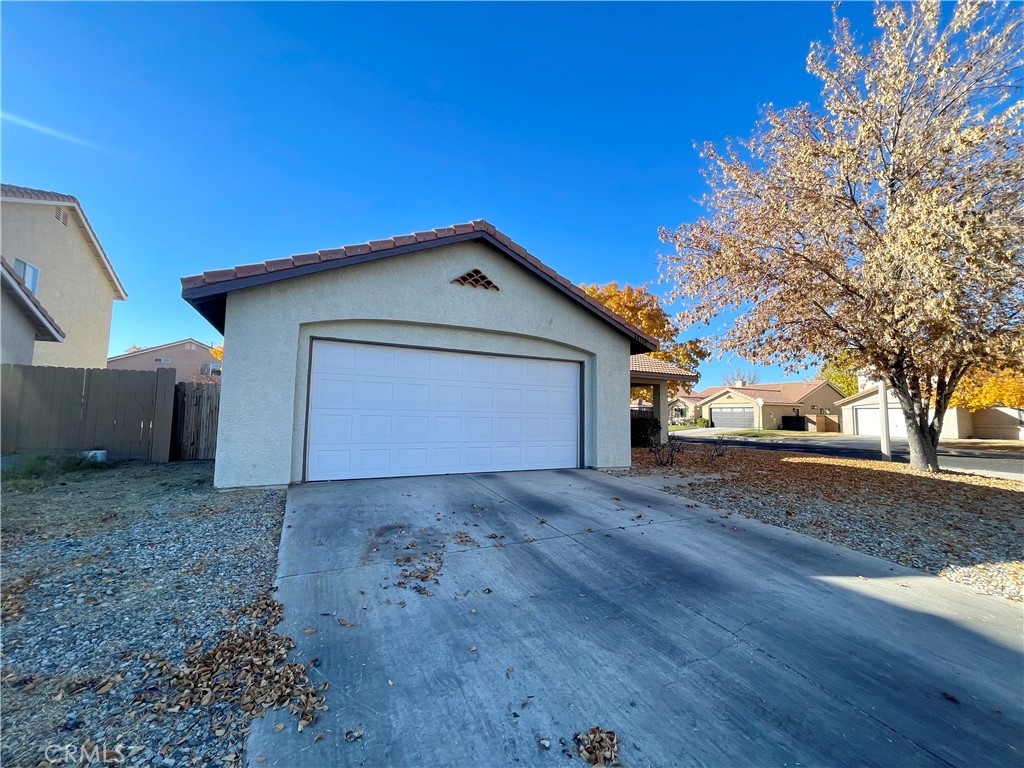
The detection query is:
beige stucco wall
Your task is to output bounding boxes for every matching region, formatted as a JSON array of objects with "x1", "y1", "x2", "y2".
[
  {"x1": 703, "y1": 391, "x2": 760, "y2": 427},
  {"x1": 797, "y1": 384, "x2": 844, "y2": 431},
  {"x1": 971, "y1": 407, "x2": 1024, "y2": 440},
  {"x1": 215, "y1": 241, "x2": 632, "y2": 488},
  {"x1": 840, "y1": 390, "x2": 970, "y2": 440},
  {"x1": 108, "y1": 342, "x2": 220, "y2": 383},
  {"x1": 0, "y1": 201, "x2": 117, "y2": 369},
  {"x1": 1, "y1": 291, "x2": 39, "y2": 364}
]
